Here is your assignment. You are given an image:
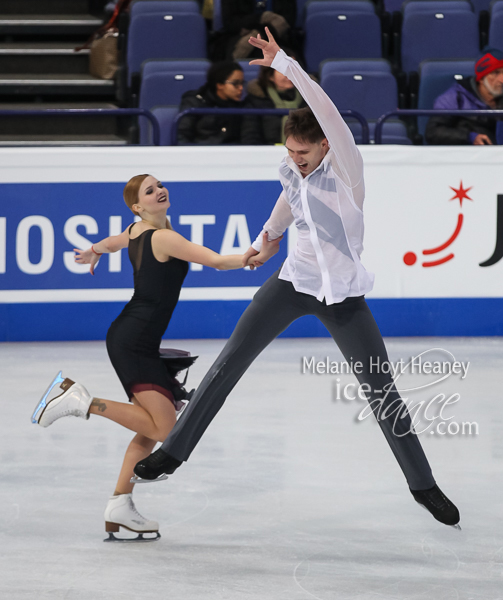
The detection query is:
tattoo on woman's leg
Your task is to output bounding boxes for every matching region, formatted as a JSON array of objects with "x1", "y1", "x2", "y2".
[{"x1": 91, "y1": 398, "x2": 107, "y2": 413}]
